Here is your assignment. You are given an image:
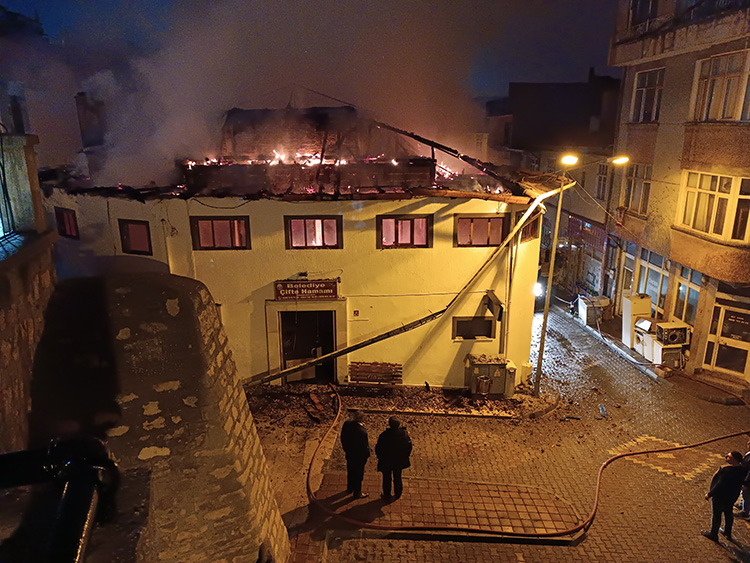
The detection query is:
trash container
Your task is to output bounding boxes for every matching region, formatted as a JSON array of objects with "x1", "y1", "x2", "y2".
[{"x1": 476, "y1": 375, "x2": 492, "y2": 396}]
